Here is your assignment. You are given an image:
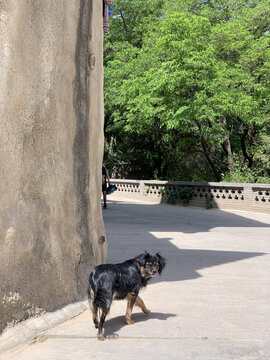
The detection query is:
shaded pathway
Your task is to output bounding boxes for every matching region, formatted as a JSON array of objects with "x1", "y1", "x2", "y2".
[{"x1": 2, "y1": 199, "x2": 270, "y2": 360}]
